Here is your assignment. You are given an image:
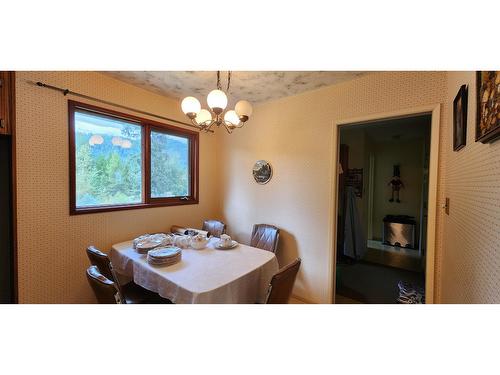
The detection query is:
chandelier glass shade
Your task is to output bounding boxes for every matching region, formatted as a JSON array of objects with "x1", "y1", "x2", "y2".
[{"x1": 181, "y1": 71, "x2": 252, "y2": 133}]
